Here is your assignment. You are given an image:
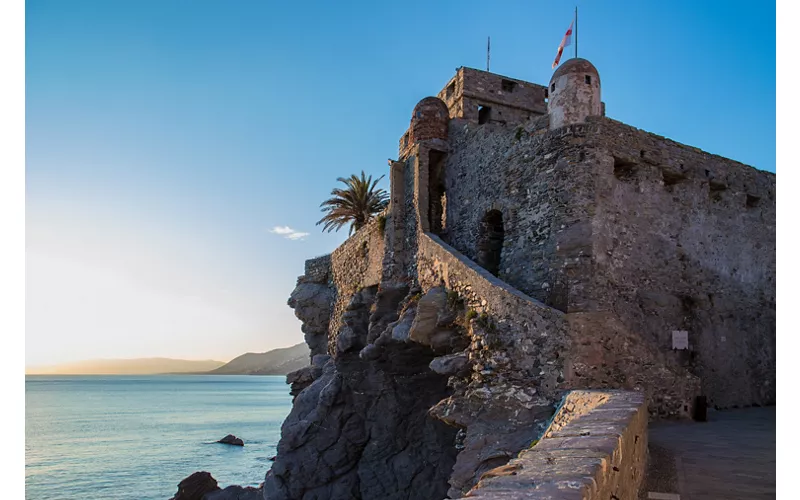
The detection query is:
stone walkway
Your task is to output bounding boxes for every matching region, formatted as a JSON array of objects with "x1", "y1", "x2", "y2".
[{"x1": 643, "y1": 407, "x2": 776, "y2": 499}]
